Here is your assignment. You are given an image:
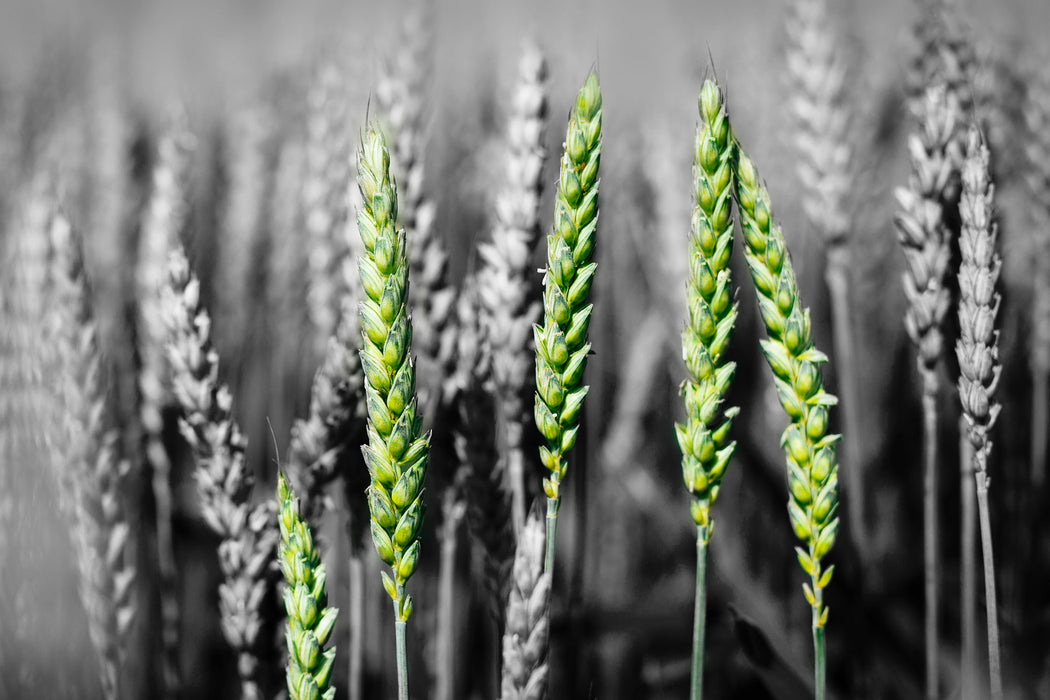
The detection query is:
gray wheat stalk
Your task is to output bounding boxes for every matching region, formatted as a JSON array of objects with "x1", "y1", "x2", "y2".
[
  {"x1": 49, "y1": 211, "x2": 137, "y2": 700},
  {"x1": 956, "y1": 126, "x2": 1004, "y2": 700},
  {"x1": 893, "y1": 84, "x2": 957, "y2": 700},
  {"x1": 500, "y1": 508, "x2": 551, "y2": 700},
  {"x1": 786, "y1": 0, "x2": 868, "y2": 559},
  {"x1": 161, "y1": 244, "x2": 279, "y2": 700},
  {"x1": 734, "y1": 140, "x2": 842, "y2": 700},
  {"x1": 135, "y1": 111, "x2": 193, "y2": 697},
  {"x1": 478, "y1": 41, "x2": 549, "y2": 534},
  {"x1": 376, "y1": 0, "x2": 456, "y2": 425}
]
